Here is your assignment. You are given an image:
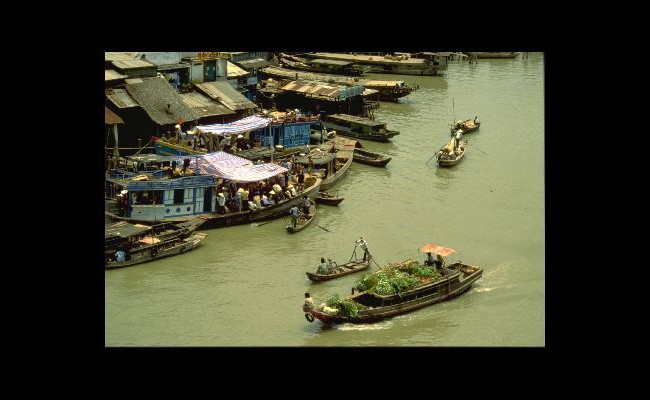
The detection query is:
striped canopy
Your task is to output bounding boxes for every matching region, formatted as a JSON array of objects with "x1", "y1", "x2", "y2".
[
  {"x1": 196, "y1": 115, "x2": 270, "y2": 136},
  {"x1": 190, "y1": 151, "x2": 287, "y2": 183}
]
